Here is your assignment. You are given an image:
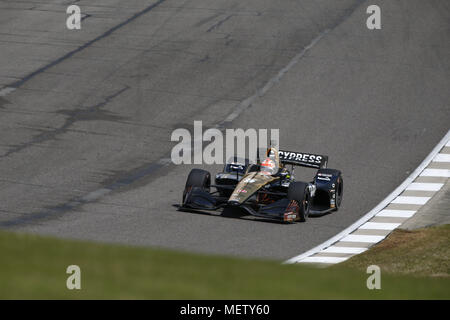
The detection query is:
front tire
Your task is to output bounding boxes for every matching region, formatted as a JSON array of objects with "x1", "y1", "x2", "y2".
[
  {"x1": 183, "y1": 169, "x2": 211, "y2": 203},
  {"x1": 288, "y1": 182, "x2": 310, "y2": 222}
]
